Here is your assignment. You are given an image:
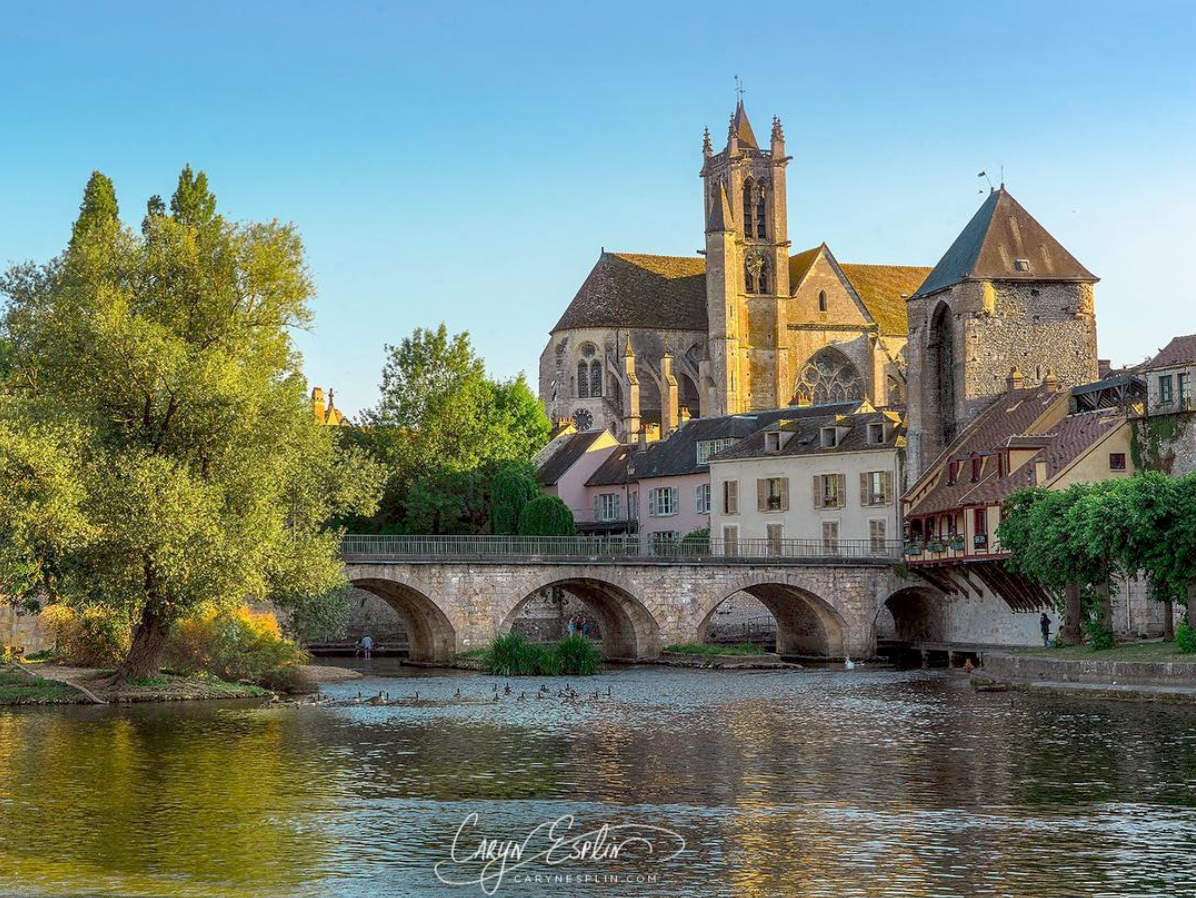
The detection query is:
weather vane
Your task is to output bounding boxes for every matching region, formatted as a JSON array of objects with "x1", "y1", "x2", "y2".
[{"x1": 734, "y1": 74, "x2": 744, "y2": 102}]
